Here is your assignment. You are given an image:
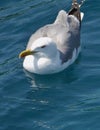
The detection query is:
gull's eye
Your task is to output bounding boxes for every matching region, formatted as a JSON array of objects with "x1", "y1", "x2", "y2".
[{"x1": 41, "y1": 45, "x2": 46, "y2": 48}]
